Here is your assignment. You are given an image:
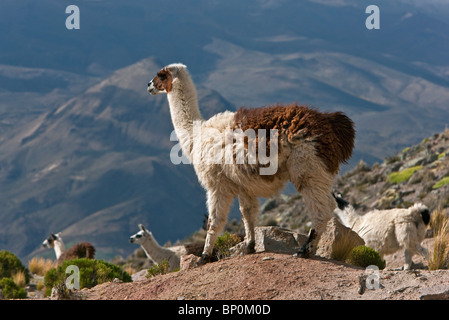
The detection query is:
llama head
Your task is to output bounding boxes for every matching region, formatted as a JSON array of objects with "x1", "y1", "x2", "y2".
[
  {"x1": 42, "y1": 232, "x2": 62, "y2": 248},
  {"x1": 129, "y1": 224, "x2": 152, "y2": 245},
  {"x1": 147, "y1": 63, "x2": 187, "y2": 95}
]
